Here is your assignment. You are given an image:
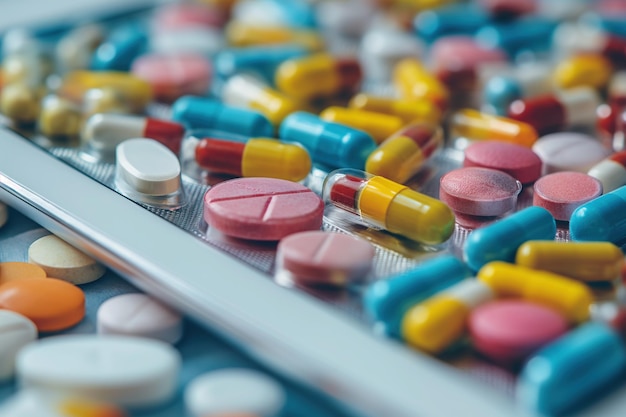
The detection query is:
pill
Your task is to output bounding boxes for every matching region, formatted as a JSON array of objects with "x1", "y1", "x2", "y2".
[
  {"x1": 150, "y1": 26, "x2": 224, "y2": 57},
  {"x1": 171, "y1": 96, "x2": 273, "y2": 138},
  {"x1": 115, "y1": 138, "x2": 182, "y2": 197},
  {"x1": 0, "y1": 278, "x2": 85, "y2": 332},
  {"x1": 28, "y1": 235, "x2": 105, "y2": 285},
  {"x1": 570, "y1": 185, "x2": 626, "y2": 244},
  {"x1": 83, "y1": 113, "x2": 184, "y2": 155},
  {"x1": 348, "y1": 94, "x2": 441, "y2": 126},
  {"x1": 152, "y1": 3, "x2": 227, "y2": 31},
  {"x1": 359, "y1": 27, "x2": 424, "y2": 82},
  {"x1": 469, "y1": 300, "x2": 568, "y2": 363},
  {"x1": 275, "y1": 54, "x2": 361, "y2": 101},
  {"x1": 276, "y1": 231, "x2": 375, "y2": 287},
  {"x1": 365, "y1": 123, "x2": 443, "y2": 184},
  {"x1": 553, "y1": 22, "x2": 626, "y2": 68},
  {"x1": 478, "y1": 0, "x2": 537, "y2": 18},
  {"x1": 279, "y1": 112, "x2": 376, "y2": 171},
  {"x1": 532, "y1": 132, "x2": 611, "y2": 174},
  {"x1": 401, "y1": 279, "x2": 494, "y2": 354},
  {"x1": 463, "y1": 206, "x2": 556, "y2": 271},
  {"x1": 0, "y1": 201, "x2": 7, "y2": 228},
  {"x1": 553, "y1": 54, "x2": 613, "y2": 90},
  {"x1": 518, "y1": 322, "x2": 626, "y2": 416},
  {"x1": 439, "y1": 167, "x2": 522, "y2": 217},
  {"x1": 232, "y1": 0, "x2": 315, "y2": 28},
  {"x1": 319, "y1": 106, "x2": 404, "y2": 144},
  {"x1": 450, "y1": 109, "x2": 538, "y2": 148},
  {"x1": 364, "y1": 256, "x2": 471, "y2": 337},
  {"x1": 324, "y1": 169, "x2": 455, "y2": 245},
  {"x1": 463, "y1": 141, "x2": 542, "y2": 184},
  {"x1": 516, "y1": 241, "x2": 624, "y2": 282},
  {"x1": 185, "y1": 369, "x2": 285, "y2": 417},
  {"x1": 393, "y1": 58, "x2": 449, "y2": 109},
  {"x1": 2, "y1": 51, "x2": 50, "y2": 87},
  {"x1": 131, "y1": 53, "x2": 211, "y2": 102},
  {"x1": 413, "y1": 4, "x2": 490, "y2": 42},
  {"x1": 17, "y1": 335, "x2": 180, "y2": 408},
  {"x1": 0, "y1": 310, "x2": 37, "y2": 380},
  {"x1": 532, "y1": 172, "x2": 603, "y2": 221},
  {"x1": 82, "y1": 87, "x2": 131, "y2": 117},
  {"x1": 194, "y1": 137, "x2": 311, "y2": 182},
  {"x1": 0, "y1": 390, "x2": 127, "y2": 417},
  {"x1": 588, "y1": 151, "x2": 626, "y2": 192},
  {"x1": 429, "y1": 36, "x2": 507, "y2": 78},
  {"x1": 477, "y1": 262, "x2": 593, "y2": 323},
  {"x1": 97, "y1": 293, "x2": 183, "y2": 344},
  {"x1": 0, "y1": 262, "x2": 47, "y2": 285},
  {"x1": 90, "y1": 25, "x2": 147, "y2": 72},
  {"x1": 55, "y1": 24, "x2": 105, "y2": 72},
  {"x1": 38, "y1": 95, "x2": 82, "y2": 140},
  {"x1": 225, "y1": 23, "x2": 323, "y2": 51},
  {"x1": 608, "y1": 70, "x2": 626, "y2": 107},
  {"x1": 203, "y1": 177, "x2": 324, "y2": 241},
  {"x1": 0, "y1": 82, "x2": 41, "y2": 125},
  {"x1": 475, "y1": 16, "x2": 557, "y2": 57}
]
